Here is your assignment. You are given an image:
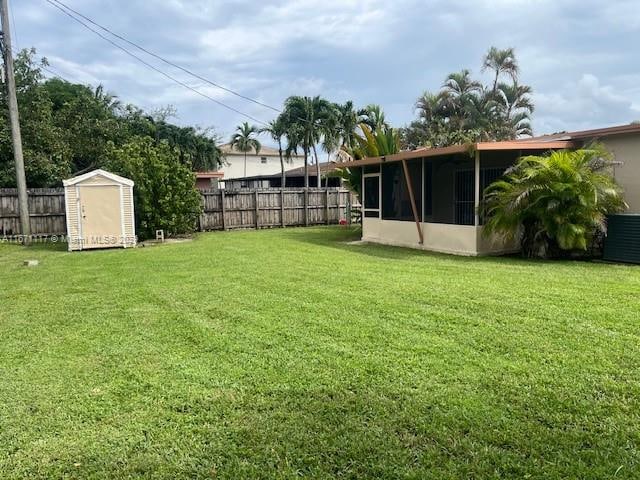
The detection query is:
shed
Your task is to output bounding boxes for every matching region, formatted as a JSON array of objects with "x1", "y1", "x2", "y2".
[{"x1": 63, "y1": 169, "x2": 136, "y2": 251}]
